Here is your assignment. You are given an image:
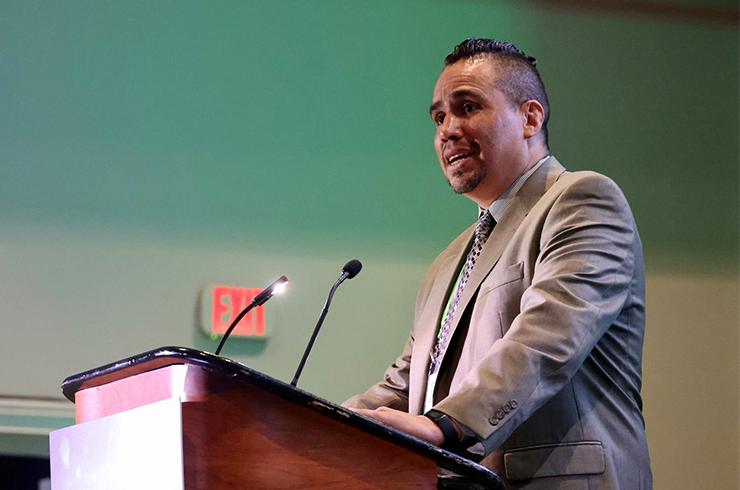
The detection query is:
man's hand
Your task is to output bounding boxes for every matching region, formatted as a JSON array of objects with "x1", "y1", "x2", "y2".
[{"x1": 351, "y1": 406, "x2": 446, "y2": 446}]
